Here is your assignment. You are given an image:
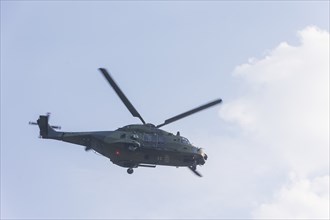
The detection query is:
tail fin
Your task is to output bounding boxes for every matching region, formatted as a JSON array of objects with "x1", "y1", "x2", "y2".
[
  {"x1": 30, "y1": 114, "x2": 62, "y2": 139},
  {"x1": 37, "y1": 115, "x2": 57, "y2": 138}
]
